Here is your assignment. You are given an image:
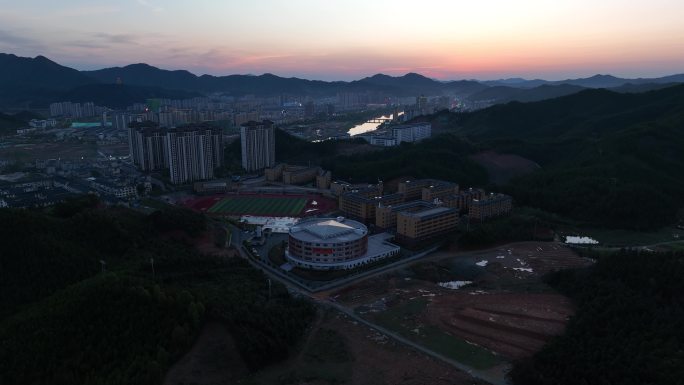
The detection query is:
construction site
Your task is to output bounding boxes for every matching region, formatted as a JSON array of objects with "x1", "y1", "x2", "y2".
[{"x1": 328, "y1": 242, "x2": 593, "y2": 382}]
